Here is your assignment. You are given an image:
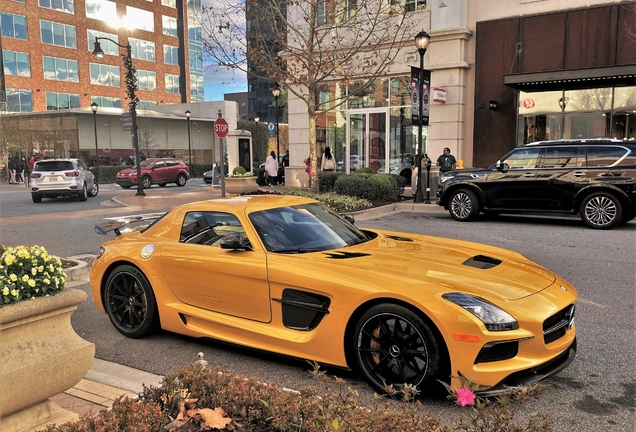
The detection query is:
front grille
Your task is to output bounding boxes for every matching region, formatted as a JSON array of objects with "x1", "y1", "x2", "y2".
[
  {"x1": 474, "y1": 341, "x2": 519, "y2": 364},
  {"x1": 543, "y1": 304, "x2": 575, "y2": 344}
]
